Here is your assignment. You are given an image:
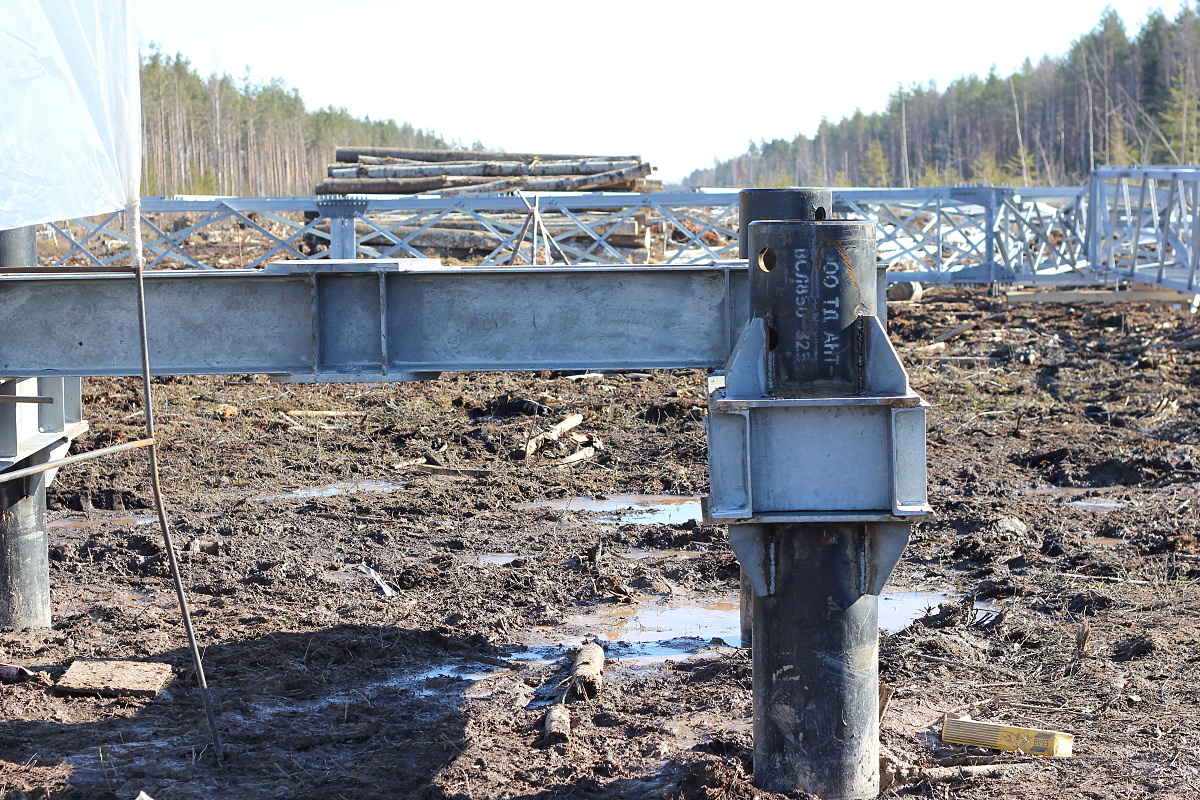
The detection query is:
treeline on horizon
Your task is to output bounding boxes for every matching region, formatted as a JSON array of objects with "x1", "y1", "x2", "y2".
[
  {"x1": 683, "y1": 4, "x2": 1200, "y2": 190},
  {"x1": 140, "y1": 44, "x2": 469, "y2": 196}
]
